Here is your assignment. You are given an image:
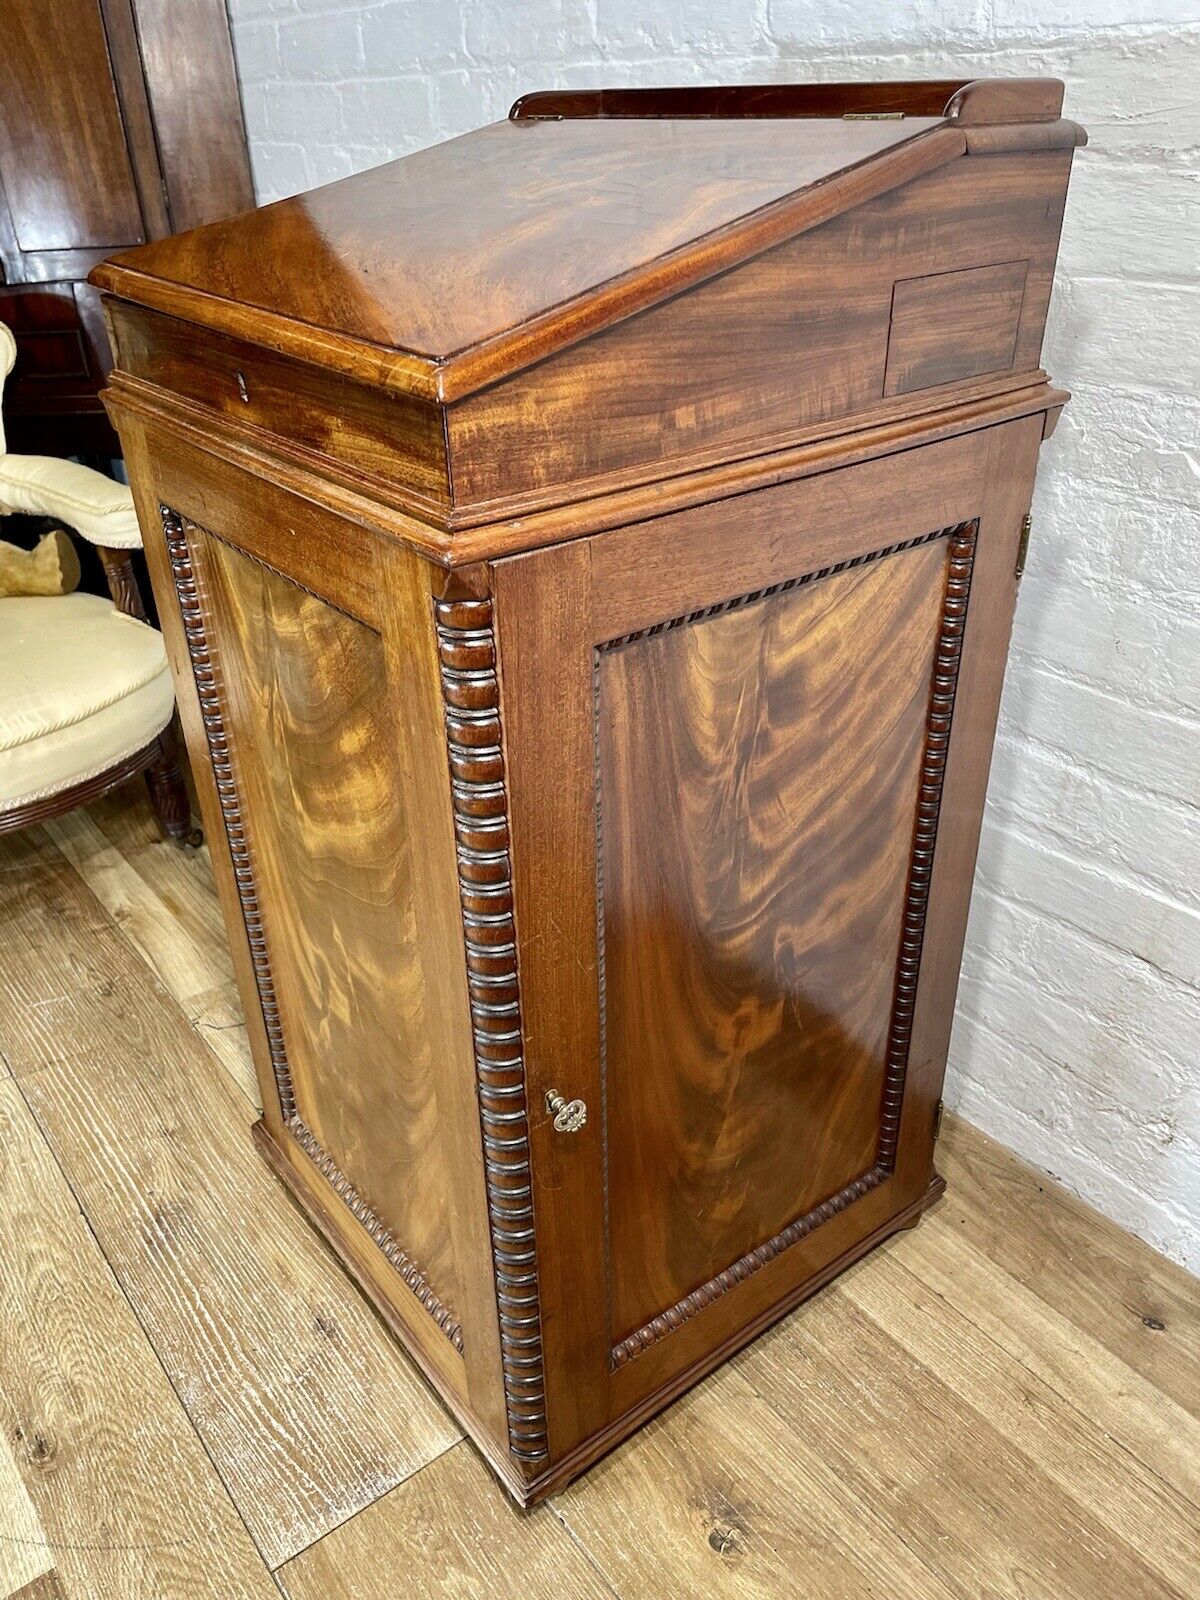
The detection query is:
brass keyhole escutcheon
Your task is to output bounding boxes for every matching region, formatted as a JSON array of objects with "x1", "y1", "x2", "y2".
[{"x1": 545, "y1": 1090, "x2": 587, "y2": 1133}]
